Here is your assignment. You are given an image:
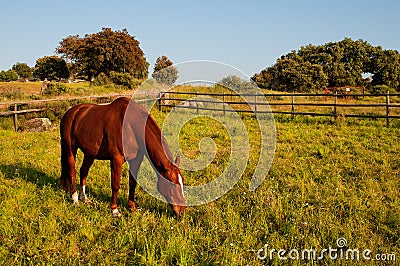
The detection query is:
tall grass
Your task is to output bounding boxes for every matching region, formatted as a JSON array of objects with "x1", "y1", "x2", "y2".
[{"x1": 0, "y1": 110, "x2": 399, "y2": 265}]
